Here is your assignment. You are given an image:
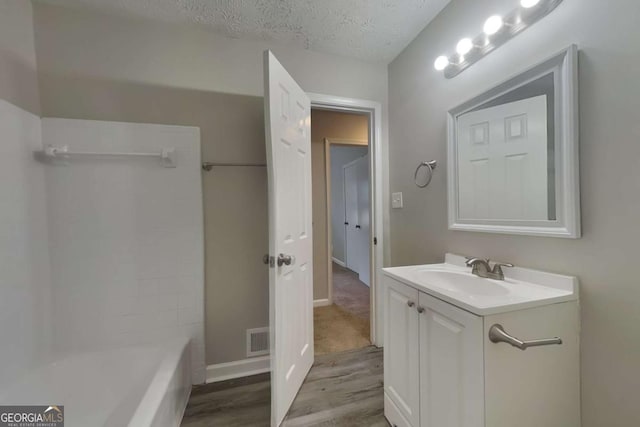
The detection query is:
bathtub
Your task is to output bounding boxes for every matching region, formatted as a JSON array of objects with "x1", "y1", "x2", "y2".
[{"x1": 0, "y1": 338, "x2": 192, "y2": 427}]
